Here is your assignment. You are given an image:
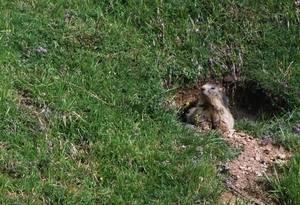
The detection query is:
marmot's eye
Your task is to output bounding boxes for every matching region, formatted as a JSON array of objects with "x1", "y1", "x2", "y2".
[{"x1": 211, "y1": 87, "x2": 215, "y2": 90}]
